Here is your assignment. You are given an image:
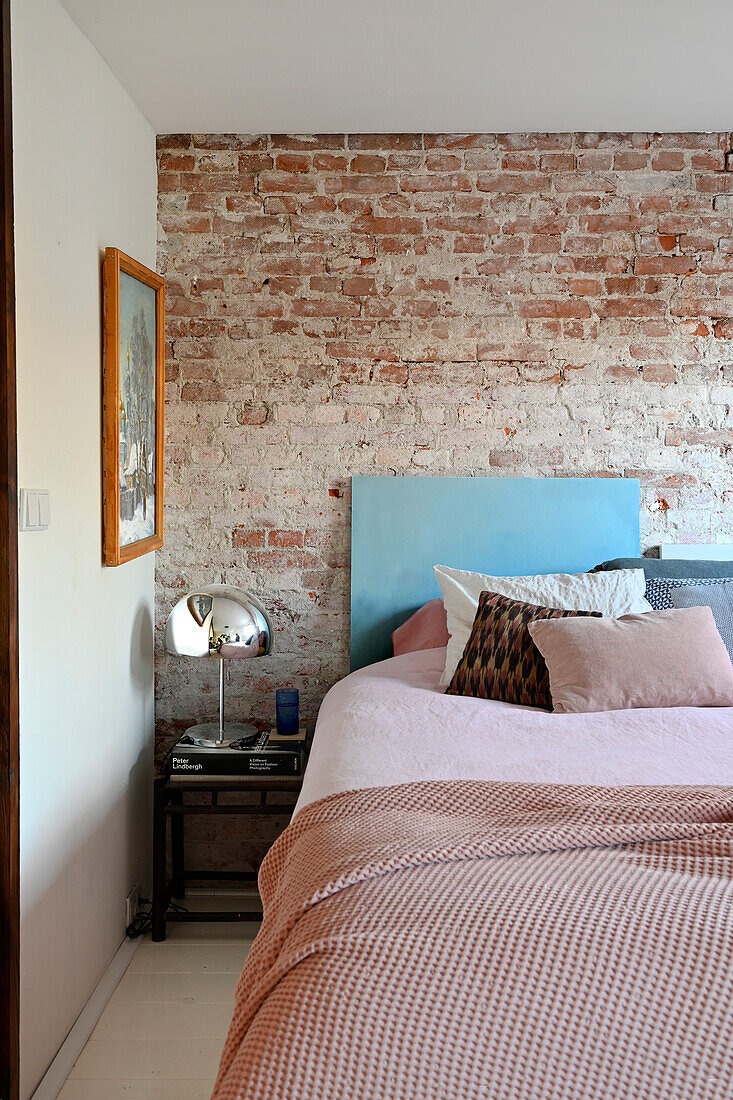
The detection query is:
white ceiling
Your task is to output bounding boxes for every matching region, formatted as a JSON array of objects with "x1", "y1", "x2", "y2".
[{"x1": 60, "y1": 0, "x2": 733, "y2": 135}]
